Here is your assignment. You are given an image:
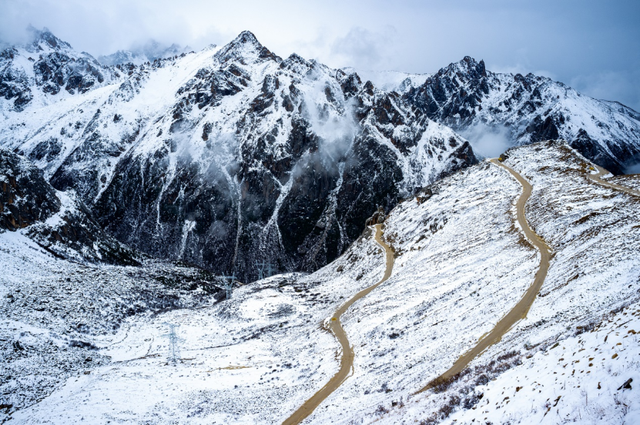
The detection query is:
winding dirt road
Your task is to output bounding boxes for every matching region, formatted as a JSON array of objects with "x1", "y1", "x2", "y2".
[
  {"x1": 587, "y1": 165, "x2": 640, "y2": 197},
  {"x1": 283, "y1": 224, "x2": 394, "y2": 425},
  {"x1": 415, "y1": 159, "x2": 552, "y2": 394}
]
